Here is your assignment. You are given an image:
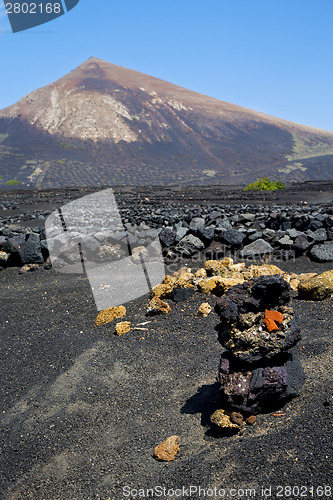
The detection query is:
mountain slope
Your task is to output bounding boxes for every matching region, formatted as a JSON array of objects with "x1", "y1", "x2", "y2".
[{"x1": 0, "y1": 57, "x2": 333, "y2": 188}]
